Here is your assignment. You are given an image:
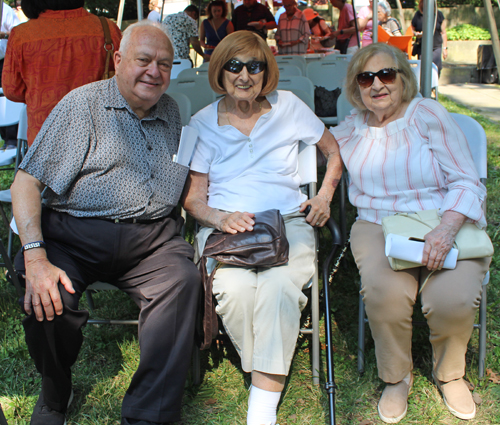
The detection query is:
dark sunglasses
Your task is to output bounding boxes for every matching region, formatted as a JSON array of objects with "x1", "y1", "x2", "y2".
[
  {"x1": 223, "y1": 59, "x2": 266, "y2": 75},
  {"x1": 356, "y1": 68, "x2": 401, "y2": 88}
]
